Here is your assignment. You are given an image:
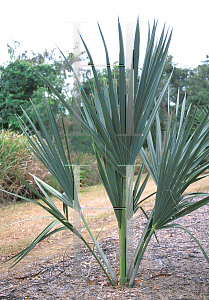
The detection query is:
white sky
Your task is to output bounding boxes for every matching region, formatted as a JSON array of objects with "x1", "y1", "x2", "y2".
[{"x1": 0, "y1": 0, "x2": 208, "y2": 72}]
